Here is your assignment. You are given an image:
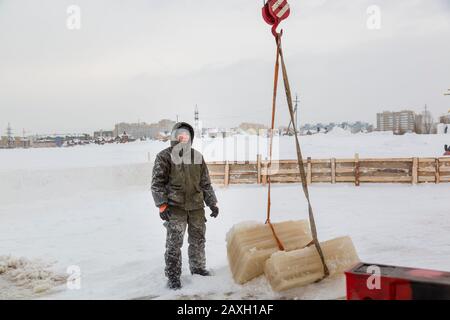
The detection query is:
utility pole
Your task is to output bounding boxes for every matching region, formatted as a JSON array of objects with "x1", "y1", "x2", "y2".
[
  {"x1": 194, "y1": 104, "x2": 201, "y2": 138},
  {"x1": 194, "y1": 105, "x2": 199, "y2": 129}
]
